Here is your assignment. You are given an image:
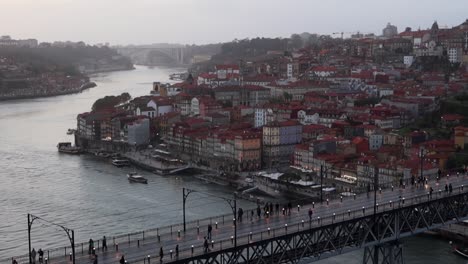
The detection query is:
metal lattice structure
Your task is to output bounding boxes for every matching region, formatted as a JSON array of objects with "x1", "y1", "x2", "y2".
[{"x1": 167, "y1": 191, "x2": 468, "y2": 264}]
